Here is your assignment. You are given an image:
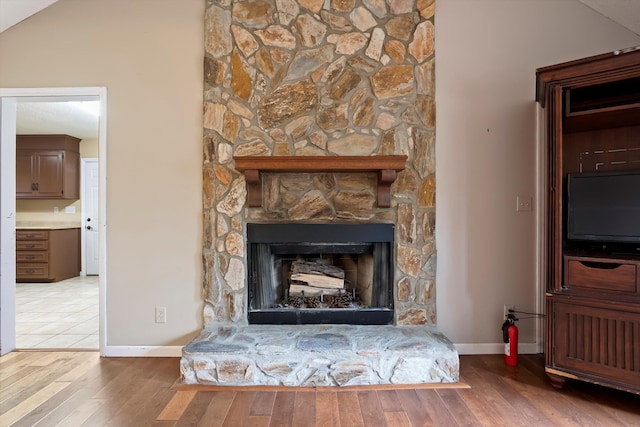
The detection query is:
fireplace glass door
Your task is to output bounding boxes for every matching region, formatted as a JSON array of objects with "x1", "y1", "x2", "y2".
[{"x1": 247, "y1": 223, "x2": 394, "y2": 325}]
